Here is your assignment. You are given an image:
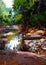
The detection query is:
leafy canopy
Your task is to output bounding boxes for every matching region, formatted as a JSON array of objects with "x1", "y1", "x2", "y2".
[
  {"x1": 13, "y1": 0, "x2": 46, "y2": 26},
  {"x1": 13, "y1": 0, "x2": 37, "y2": 11}
]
